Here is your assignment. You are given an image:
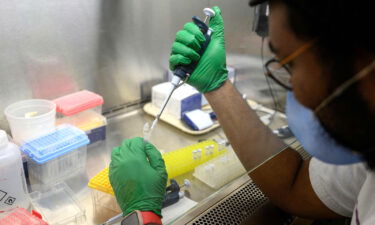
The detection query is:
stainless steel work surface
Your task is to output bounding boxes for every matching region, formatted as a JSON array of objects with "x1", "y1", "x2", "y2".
[{"x1": 27, "y1": 102, "x2": 294, "y2": 225}]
